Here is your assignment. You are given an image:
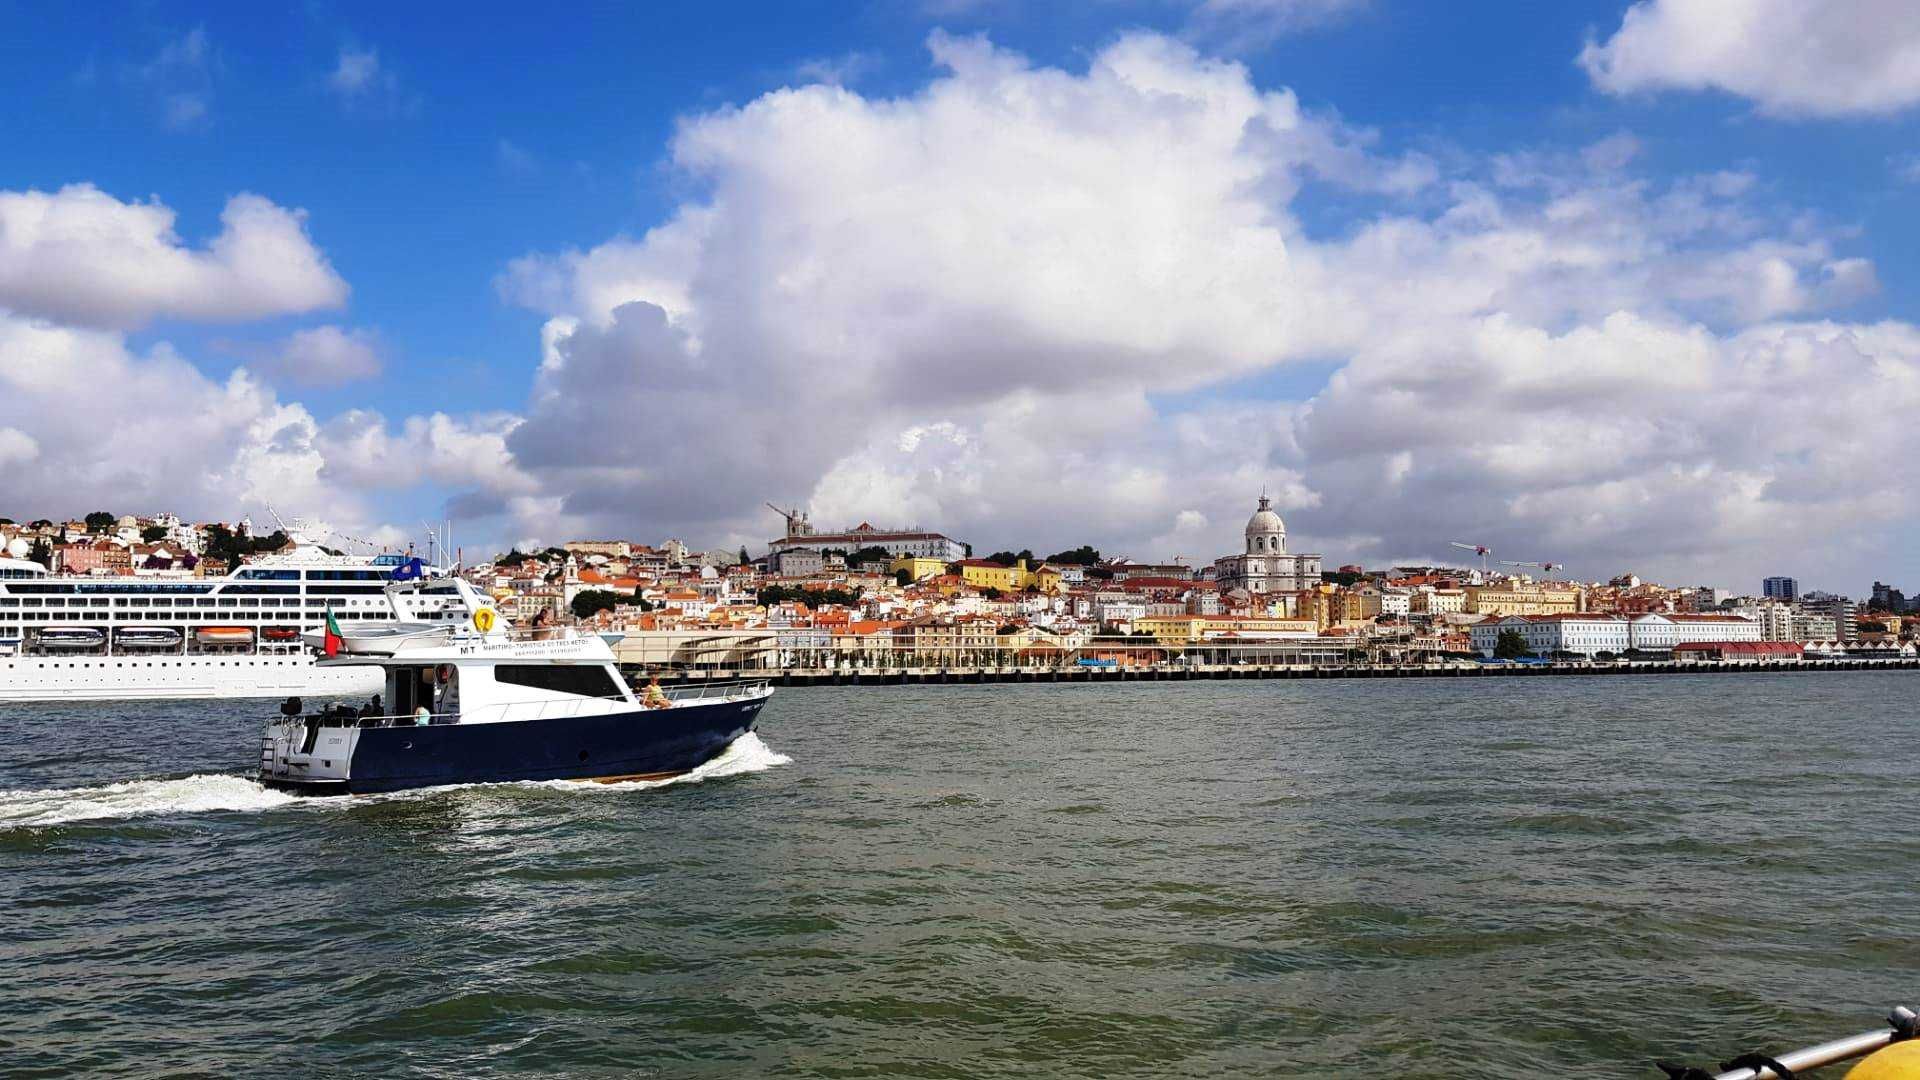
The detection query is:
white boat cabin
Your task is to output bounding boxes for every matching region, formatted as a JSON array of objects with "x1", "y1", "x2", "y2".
[{"x1": 297, "y1": 623, "x2": 653, "y2": 728}]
